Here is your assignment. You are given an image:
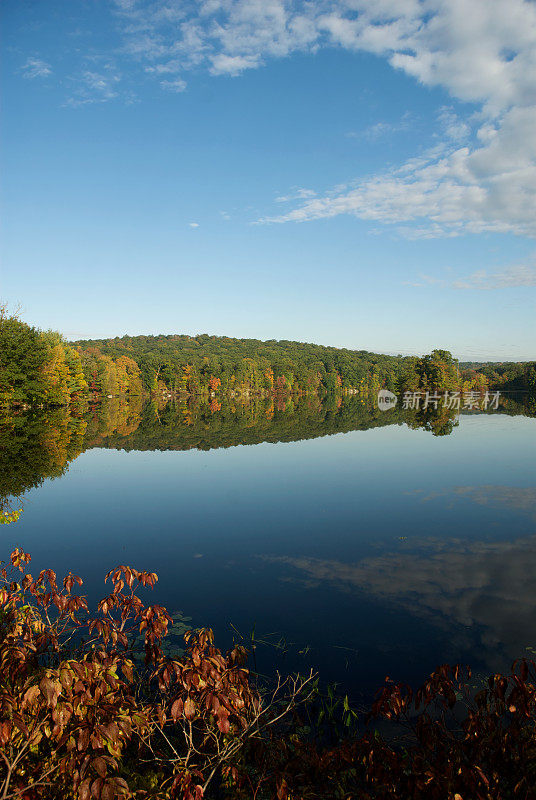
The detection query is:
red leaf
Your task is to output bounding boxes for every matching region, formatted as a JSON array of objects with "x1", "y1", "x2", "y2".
[
  {"x1": 184, "y1": 697, "x2": 196, "y2": 720},
  {"x1": 217, "y1": 717, "x2": 230, "y2": 734},
  {"x1": 93, "y1": 757, "x2": 107, "y2": 778},
  {"x1": 79, "y1": 778, "x2": 91, "y2": 800},
  {"x1": 171, "y1": 698, "x2": 183, "y2": 722}
]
